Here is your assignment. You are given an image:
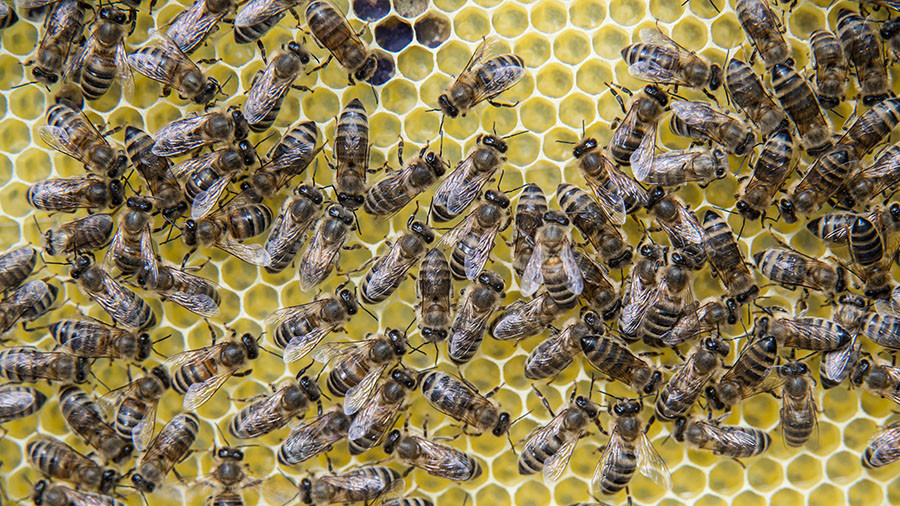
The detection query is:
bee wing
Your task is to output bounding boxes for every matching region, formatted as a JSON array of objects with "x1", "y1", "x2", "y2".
[
  {"x1": 116, "y1": 42, "x2": 135, "y2": 101},
  {"x1": 63, "y1": 33, "x2": 92, "y2": 82},
  {"x1": 637, "y1": 431, "x2": 673, "y2": 490},
  {"x1": 16, "y1": 0, "x2": 57, "y2": 7},
  {"x1": 592, "y1": 423, "x2": 623, "y2": 494},
  {"x1": 463, "y1": 221, "x2": 503, "y2": 280},
  {"x1": 0, "y1": 389, "x2": 44, "y2": 418},
  {"x1": 103, "y1": 225, "x2": 126, "y2": 271},
  {"x1": 190, "y1": 172, "x2": 234, "y2": 219},
  {"x1": 671, "y1": 101, "x2": 736, "y2": 146},
  {"x1": 284, "y1": 327, "x2": 331, "y2": 363},
  {"x1": 628, "y1": 59, "x2": 691, "y2": 87},
  {"x1": 520, "y1": 241, "x2": 544, "y2": 297},
  {"x1": 363, "y1": 244, "x2": 417, "y2": 300},
  {"x1": 264, "y1": 301, "x2": 323, "y2": 327},
  {"x1": 151, "y1": 114, "x2": 210, "y2": 156},
  {"x1": 440, "y1": 160, "x2": 495, "y2": 216},
  {"x1": 560, "y1": 242, "x2": 583, "y2": 296},
  {"x1": 165, "y1": 345, "x2": 217, "y2": 371},
  {"x1": 607, "y1": 163, "x2": 649, "y2": 211},
  {"x1": 542, "y1": 425, "x2": 581, "y2": 483},
  {"x1": 183, "y1": 367, "x2": 233, "y2": 410},
  {"x1": 450, "y1": 37, "x2": 491, "y2": 85},
  {"x1": 621, "y1": 276, "x2": 659, "y2": 336},
  {"x1": 217, "y1": 236, "x2": 272, "y2": 266},
  {"x1": 38, "y1": 126, "x2": 87, "y2": 163},
  {"x1": 435, "y1": 212, "x2": 476, "y2": 252},
  {"x1": 243, "y1": 65, "x2": 294, "y2": 125},
  {"x1": 139, "y1": 225, "x2": 159, "y2": 287},
  {"x1": 630, "y1": 126, "x2": 657, "y2": 183},
  {"x1": 95, "y1": 274, "x2": 149, "y2": 330},
  {"x1": 857, "y1": 152, "x2": 900, "y2": 196},
  {"x1": 343, "y1": 363, "x2": 389, "y2": 416},
  {"x1": 96, "y1": 383, "x2": 132, "y2": 416},
  {"x1": 170, "y1": 151, "x2": 217, "y2": 179},
  {"x1": 158, "y1": 269, "x2": 220, "y2": 318},
  {"x1": 132, "y1": 400, "x2": 158, "y2": 452},
  {"x1": 310, "y1": 340, "x2": 365, "y2": 364},
  {"x1": 666, "y1": 206, "x2": 705, "y2": 247},
  {"x1": 876, "y1": 287, "x2": 900, "y2": 316},
  {"x1": 659, "y1": 304, "x2": 703, "y2": 346},
  {"x1": 640, "y1": 27, "x2": 681, "y2": 49},
  {"x1": 234, "y1": 0, "x2": 290, "y2": 26},
  {"x1": 780, "y1": 318, "x2": 849, "y2": 349}
]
